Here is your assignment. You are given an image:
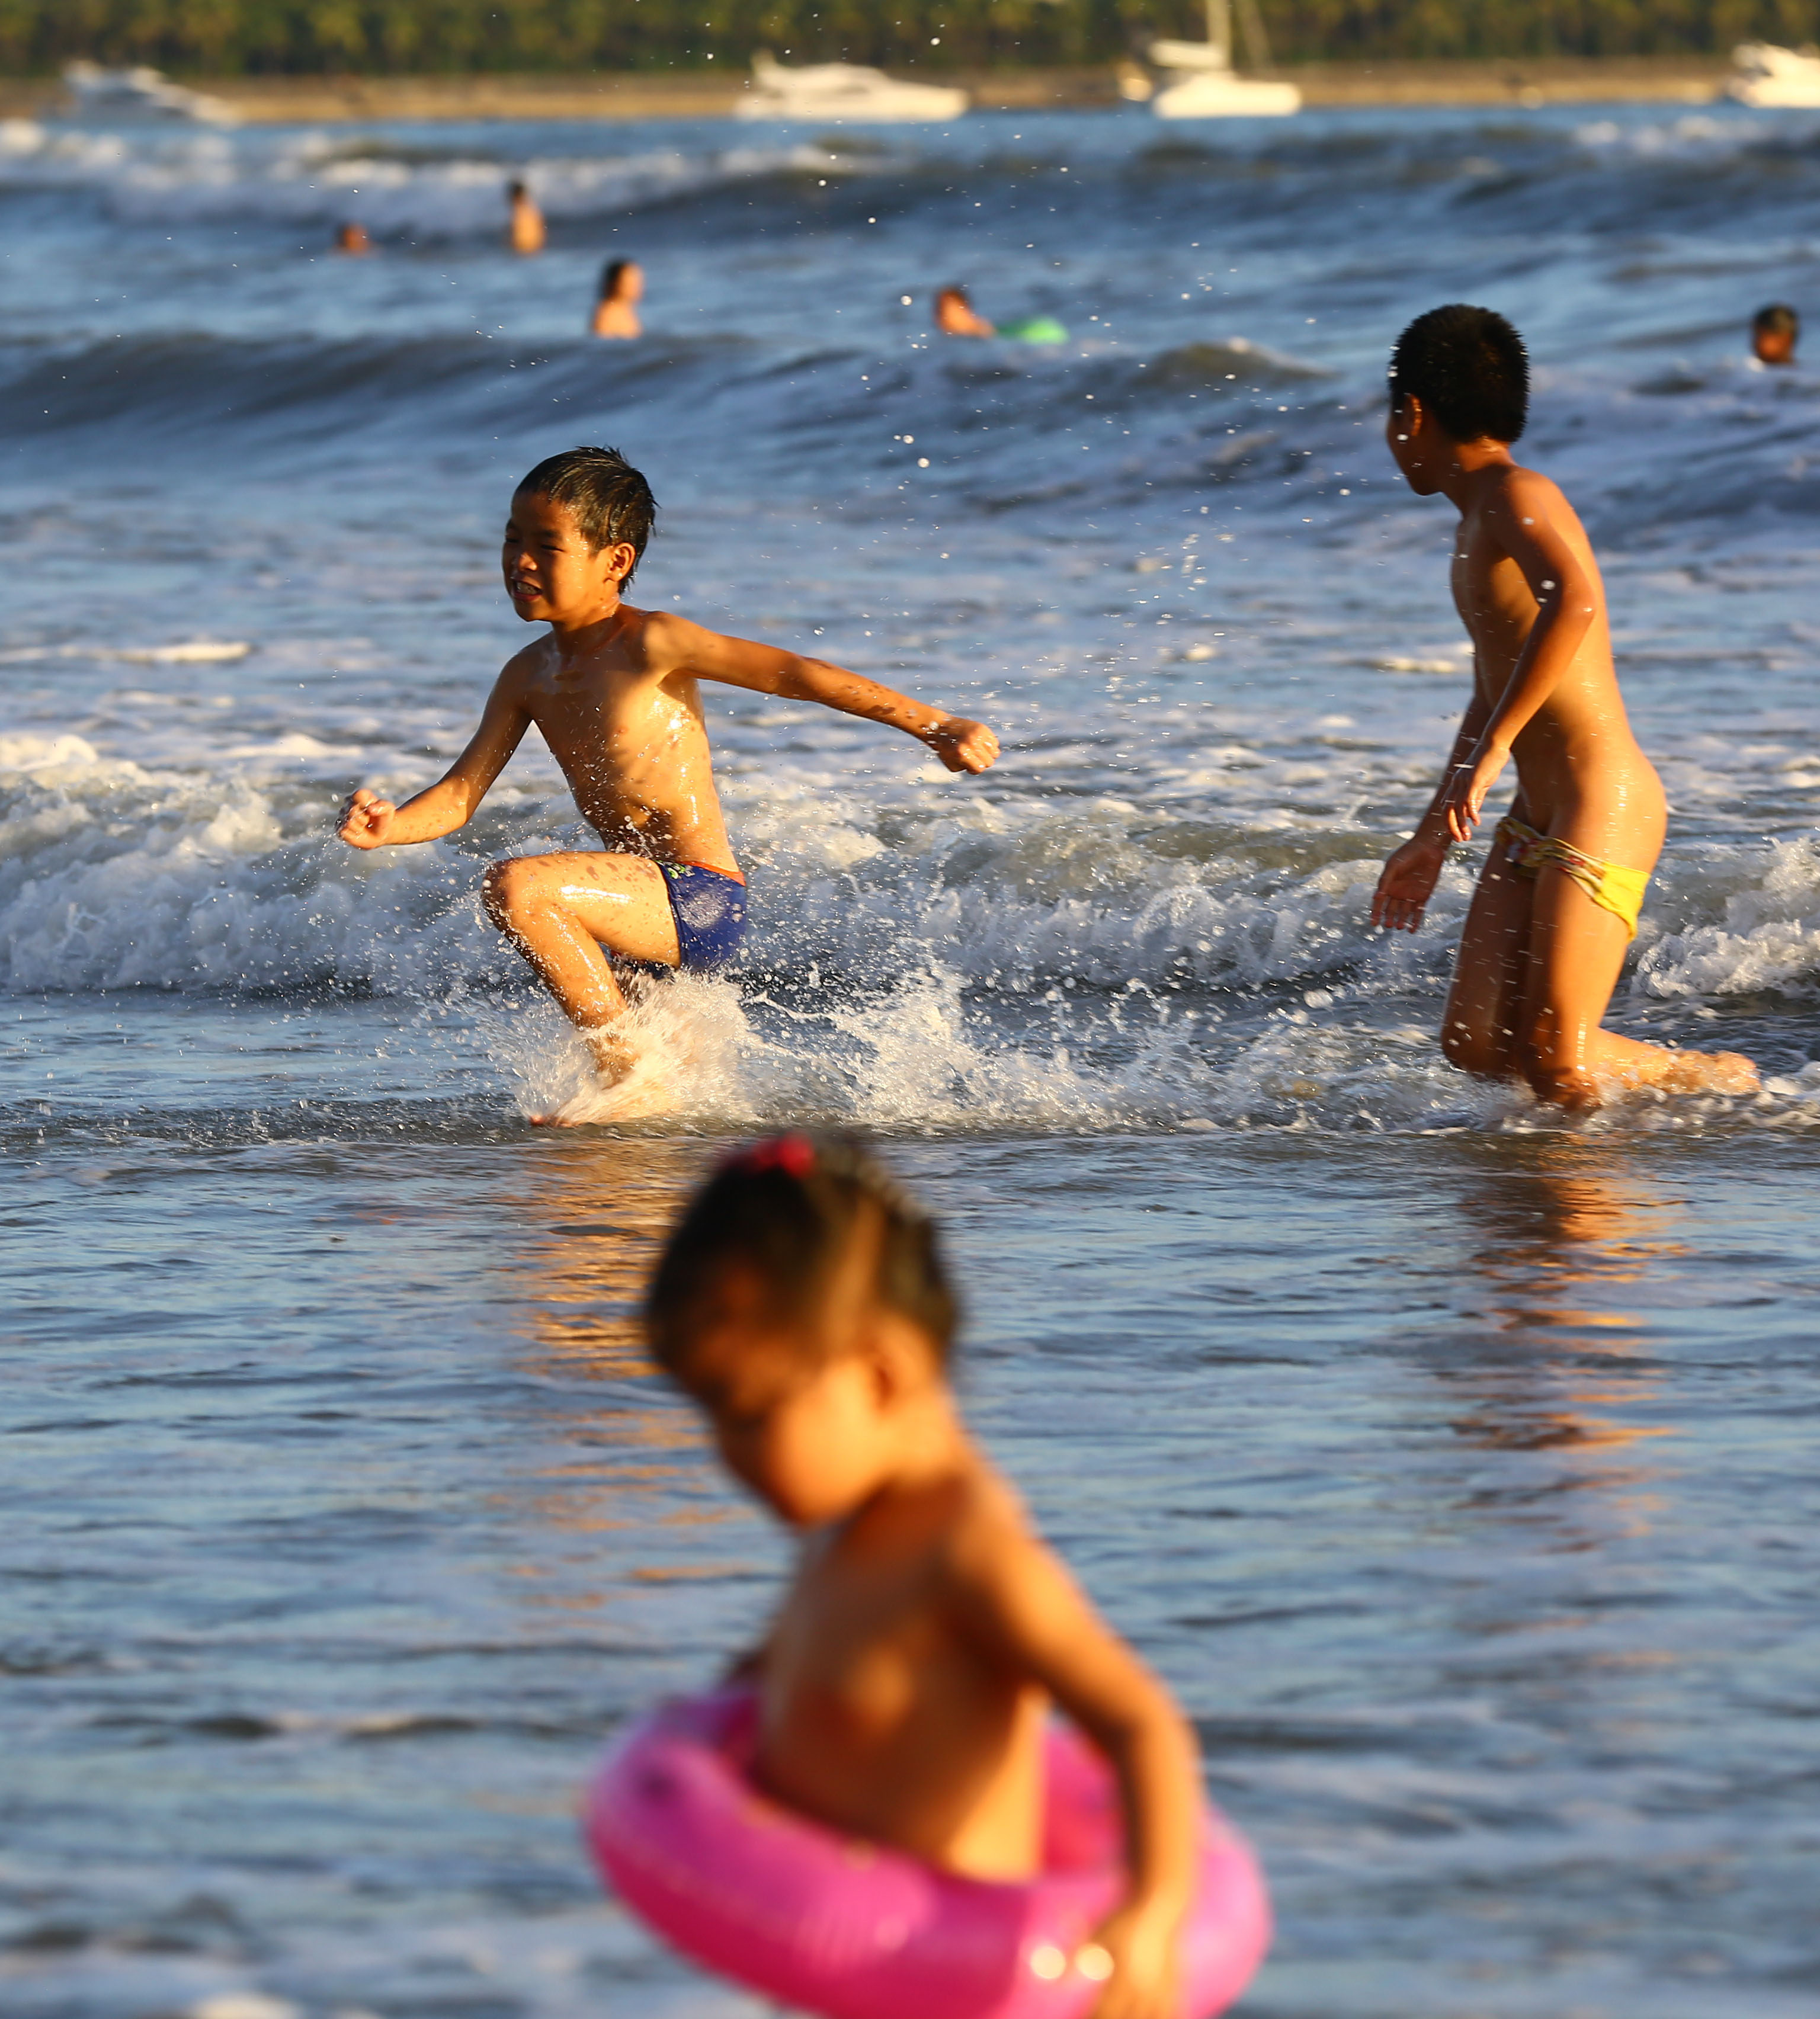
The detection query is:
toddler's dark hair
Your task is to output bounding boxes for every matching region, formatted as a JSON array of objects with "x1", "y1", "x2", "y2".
[
  {"x1": 1753, "y1": 302, "x2": 1799, "y2": 338},
  {"x1": 1389, "y1": 304, "x2": 1529, "y2": 444},
  {"x1": 645, "y1": 1135, "x2": 957, "y2": 1371},
  {"x1": 514, "y1": 446, "x2": 656, "y2": 584}
]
